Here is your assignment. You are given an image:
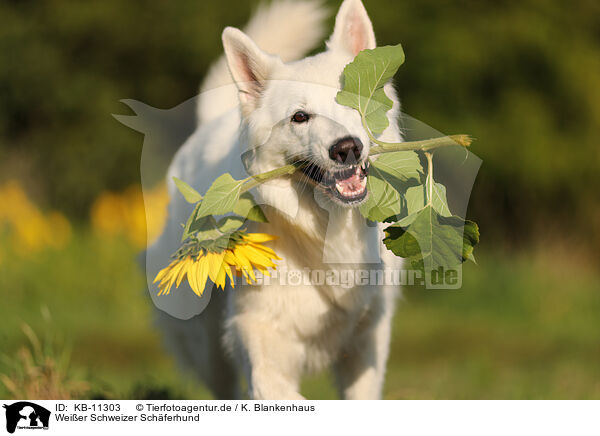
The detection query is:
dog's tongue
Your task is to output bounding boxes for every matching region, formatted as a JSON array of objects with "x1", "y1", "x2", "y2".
[{"x1": 335, "y1": 166, "x2": 367, "y2": 198}]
